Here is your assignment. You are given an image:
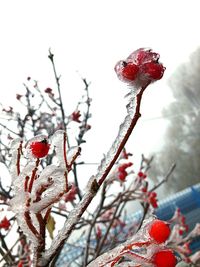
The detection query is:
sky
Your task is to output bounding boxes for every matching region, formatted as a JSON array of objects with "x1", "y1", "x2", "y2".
[{"x1": 0, "y1": 0, "x2": 200, "y2": 178}]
